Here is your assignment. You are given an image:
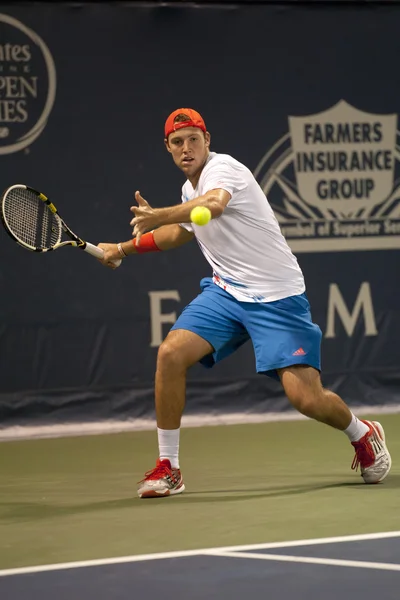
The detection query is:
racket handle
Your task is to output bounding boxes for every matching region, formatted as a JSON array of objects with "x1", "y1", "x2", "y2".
[
  {"x1": 85, "y1": 242, "x2": 105, "y2": 258},
  {"x1": 85, "y1": 242, "x2": 122, "y2": 267}
]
